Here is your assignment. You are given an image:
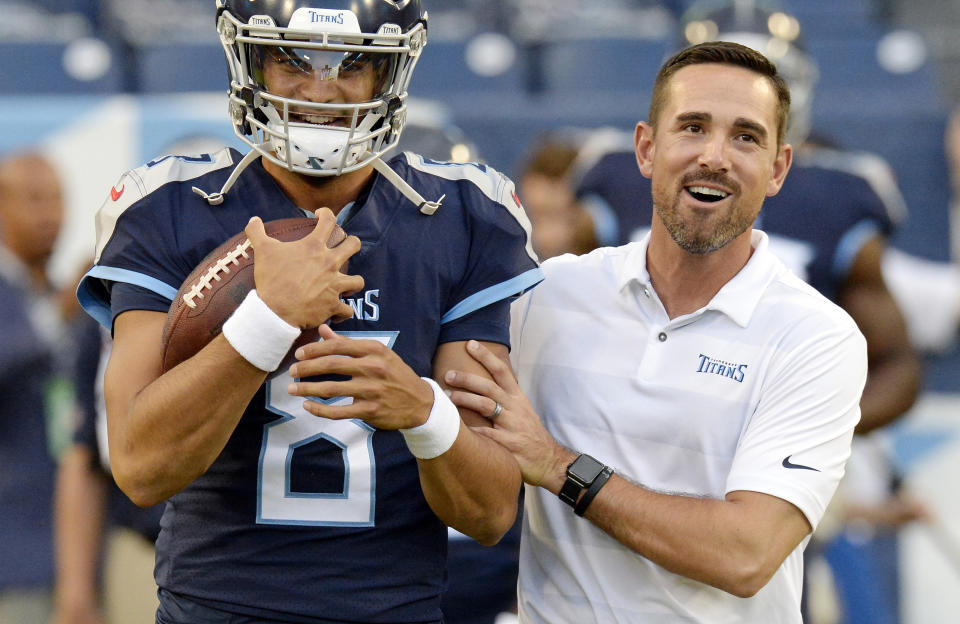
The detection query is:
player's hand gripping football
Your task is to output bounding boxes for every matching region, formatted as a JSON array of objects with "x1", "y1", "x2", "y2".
[
  {"x1": 246, "y1": 208, "x2": 364, "y2": 327},
  {"x1": 286, "y1": 325, "x2": 436, "y2": 430}
]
